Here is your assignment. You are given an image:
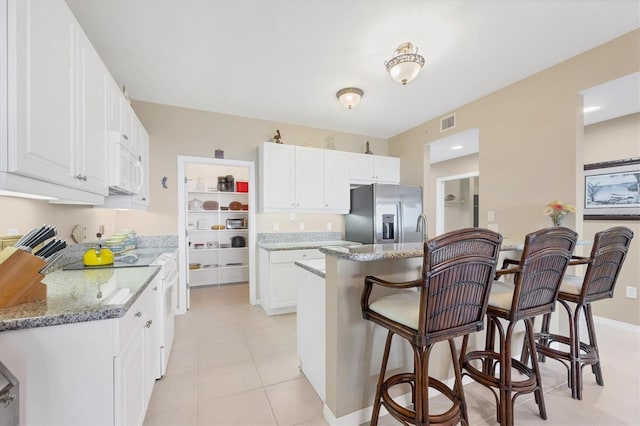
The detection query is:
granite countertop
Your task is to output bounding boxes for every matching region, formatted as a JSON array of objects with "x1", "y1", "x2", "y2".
[
  {"x1": 295, "y1": 259, "x2": 326, "y2": 278},
  {"x1": 0, "y1": 266, "x2": 160, "y2": 332},
  {"x1": 258, "y1": 240, "x2": 360, "y2": 251},
  {"x1": 319, "y1": 238, "x2": 592, "y2": 262}
]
